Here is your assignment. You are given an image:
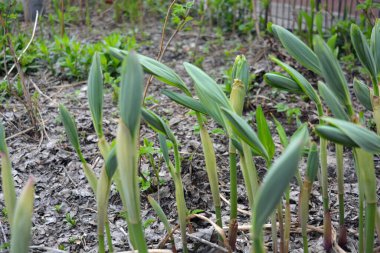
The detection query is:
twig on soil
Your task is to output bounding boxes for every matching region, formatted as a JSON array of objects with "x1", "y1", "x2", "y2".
[
  {"x1": 48, "y1": 81, "x2": 87, "y2": 90},
  {"x1": 2, "y1": 11, "x2": 39, "y2": 82},
  {"x1": 30, "y1": 79, "x2": 55, "y2": 104},
  {"x1": 188, "y1": 213, "x2": 231, "y2": 252},
  {"x1": 5, "y1": 126, "x2": 35, "y2": 141},
  {"x1": 0, "y1": 219, "x2": 7, "y2": 243},
  {"x1": 29, "y1": 246, "x2": 68, "y2": 253},
  {"x1": 219, "y1": 193, "x2": 251, "y2": 216},
  {"x1": 187, "y1": 233, "x2": 228, "y2": 253},
  {"x1": 158, "y1": 224, "x2": 180, "y2": 249}
]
